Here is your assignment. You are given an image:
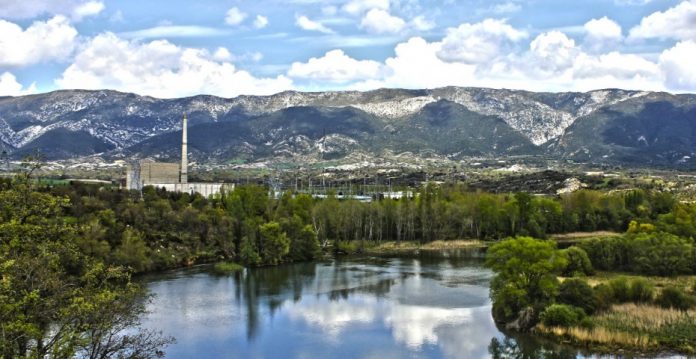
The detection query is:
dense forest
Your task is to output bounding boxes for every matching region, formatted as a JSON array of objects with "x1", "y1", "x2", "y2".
[
  {"x1": 12, "y1": 177, "x2": 684, "y2": 272},
  {"x1": 5, "y1": 165, "x2": 696, "y2": 357}
]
